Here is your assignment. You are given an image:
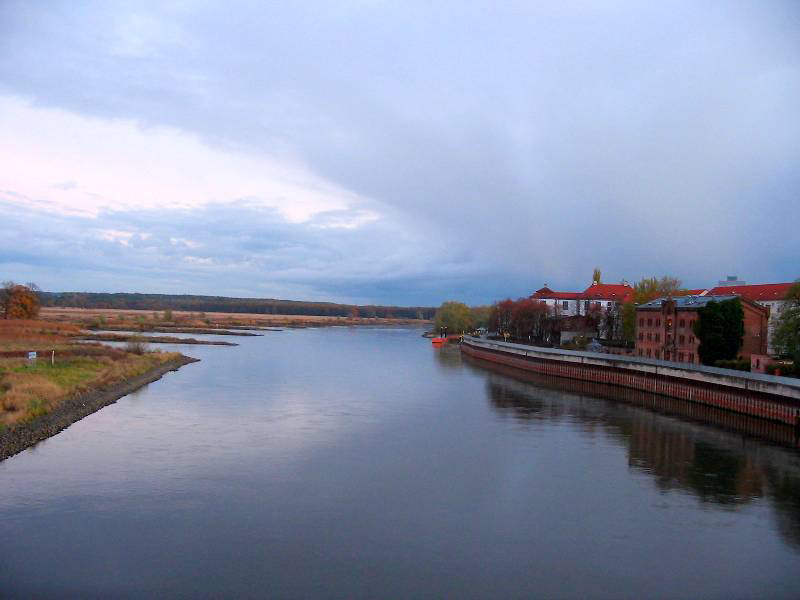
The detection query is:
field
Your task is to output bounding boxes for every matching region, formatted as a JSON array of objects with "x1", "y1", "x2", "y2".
[{"x1": 0, "y1": 319, "x2": 81, "y2": 351}]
